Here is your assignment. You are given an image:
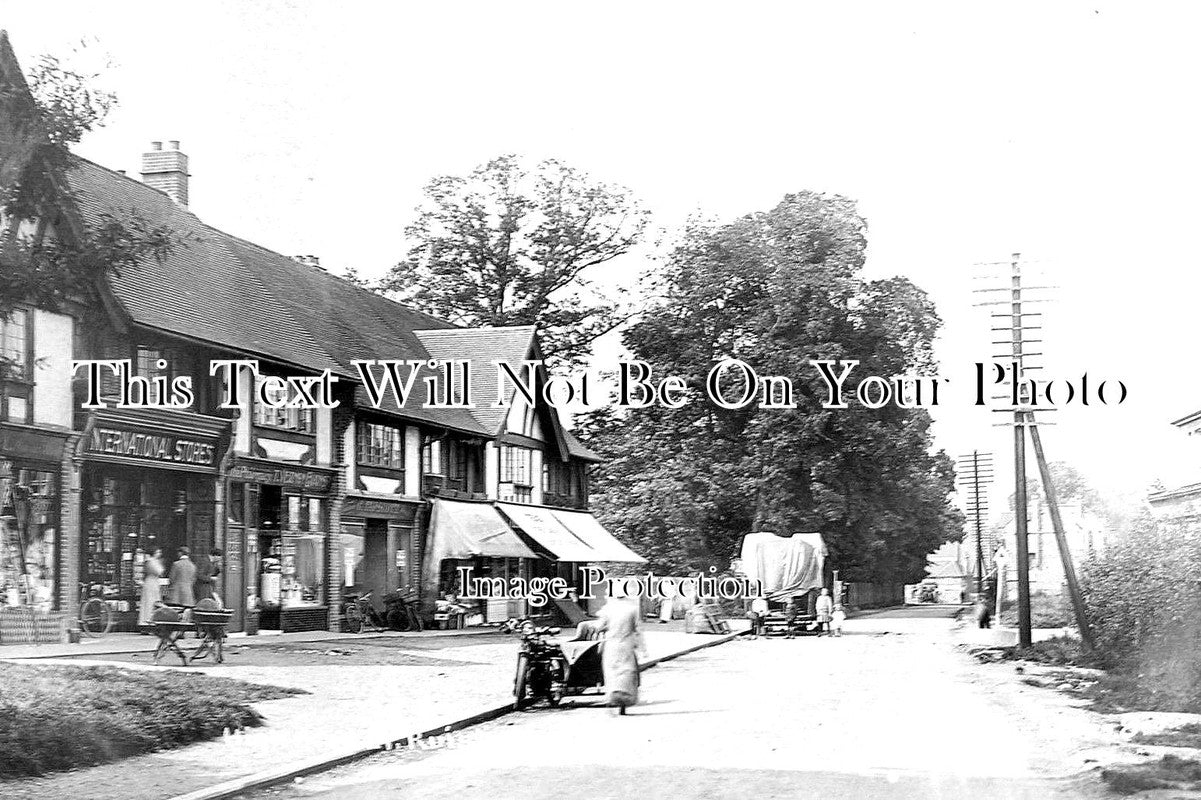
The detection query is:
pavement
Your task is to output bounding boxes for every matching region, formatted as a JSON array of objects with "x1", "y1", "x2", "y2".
[
  {"x1": 0, "y1": 619, "x2": 746, "y2": 800},
  {"x1": 233, "y1": 605, "x2": 1127, "y2": 800}
]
